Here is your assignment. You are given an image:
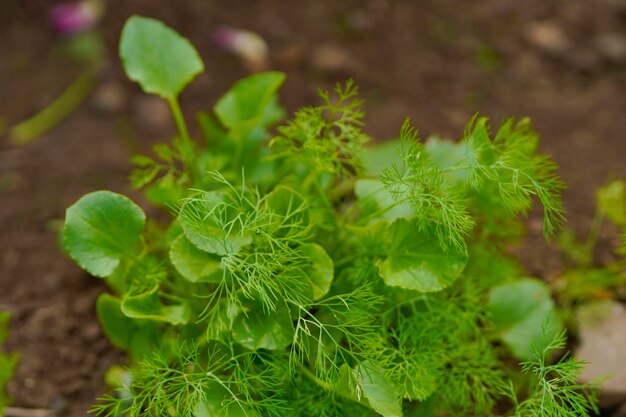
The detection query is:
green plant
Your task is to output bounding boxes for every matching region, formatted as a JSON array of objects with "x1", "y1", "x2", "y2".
[
  {"x1": 62, "y1": 16, "x2": 599, "y2": 416},
  {"x1": 514, "y1": 329, "x2": 599, "y2": 417},
  {"x1": 555, "y1": 179, "x2": 626, "y2": 317},
  {"x1": 0, "y1": 313, "x2": 19, "y2": 416}
]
